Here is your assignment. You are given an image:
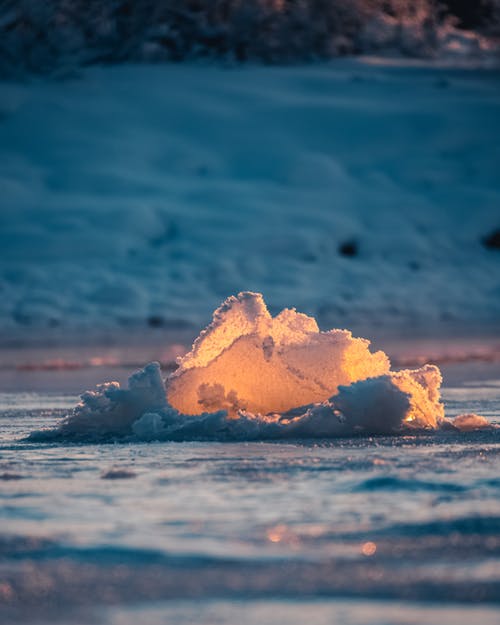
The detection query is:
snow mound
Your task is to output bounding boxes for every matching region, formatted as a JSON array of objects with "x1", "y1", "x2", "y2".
[
  {"x1": 167, "y1": 292, "x2": 390, "y2": 416},
  {"x1": 44, "y1": 362, "x2": 168, "y2": 440},
  {"x1": 321, "y1": 365, "x2": 445, "y2": 433},
  {"x1": 34, "y1": 360, "x2": 444, "y2": 442},
  {"x1": 452, "y1": 413, "x2": 491, "y2": 431},
  {"x1": 30, "y1": 293, "x2": 459, "y2": 442},
  {"x1": 1, "y1": 64, "x2": 500, "y2": 336},
  {"x1": 389, "y1": 365, "x2": 444, "y2": 429}
]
